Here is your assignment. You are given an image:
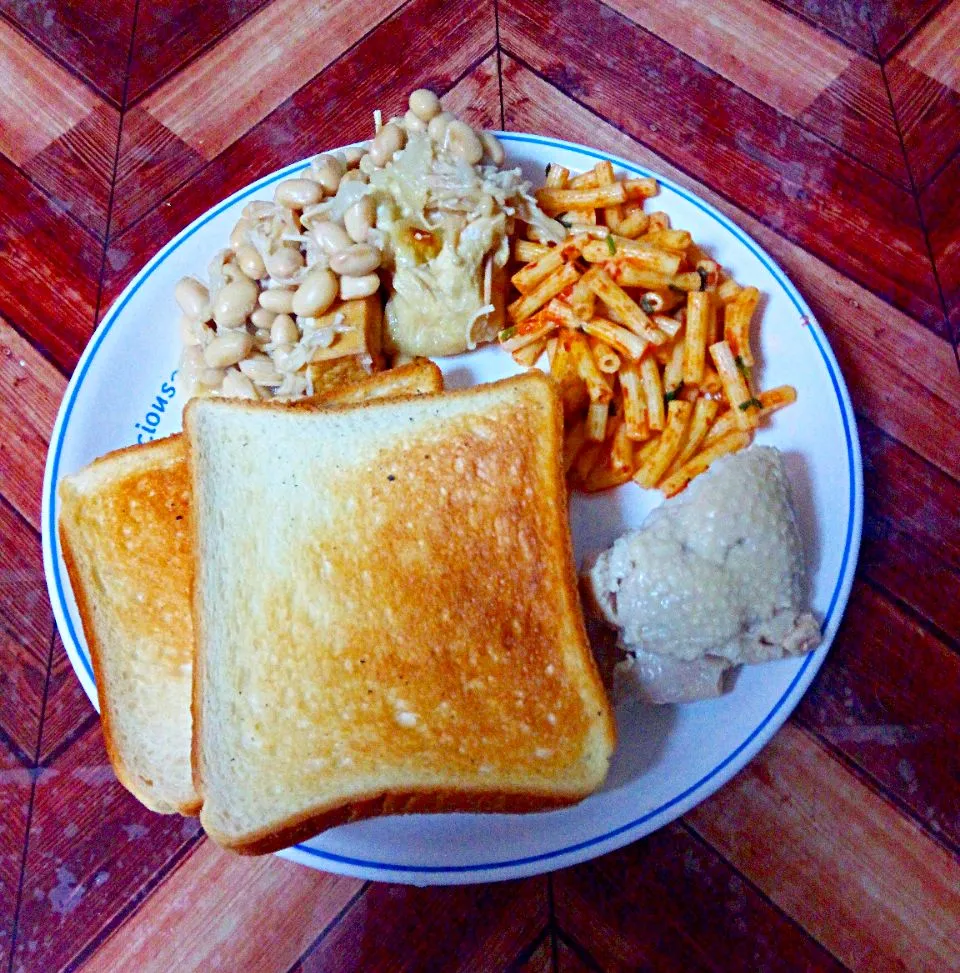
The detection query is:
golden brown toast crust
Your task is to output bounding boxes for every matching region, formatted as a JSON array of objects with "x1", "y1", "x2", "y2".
[
  {"x1": 58, "y1": 436, "x2": 202, "y2": 816},
  {"x1": 220, "y1": 788, "x2": 582, "y2": 856}
]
